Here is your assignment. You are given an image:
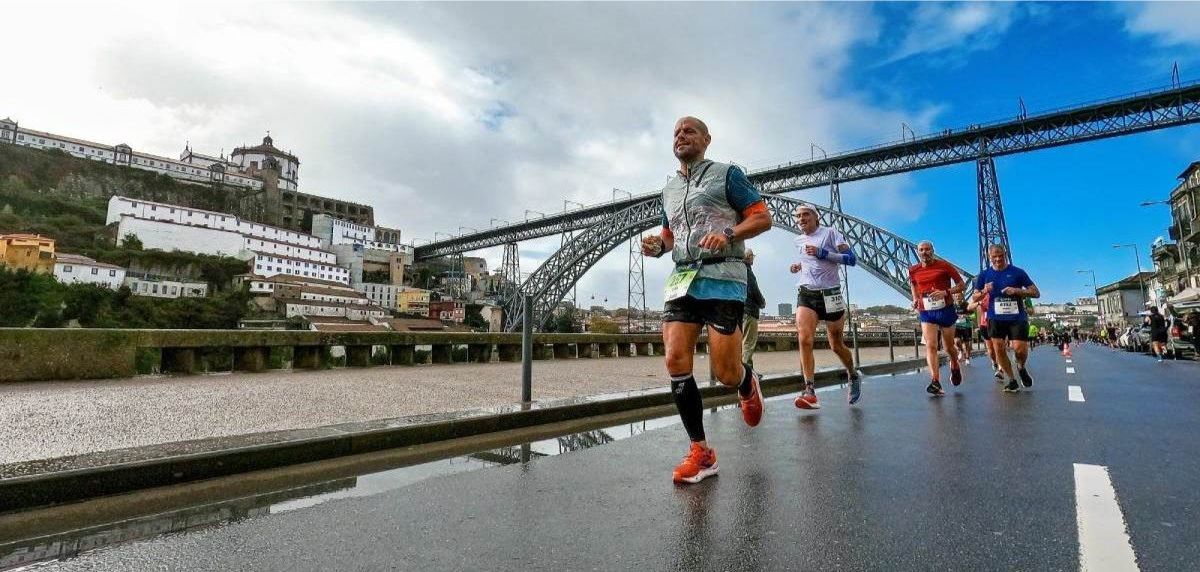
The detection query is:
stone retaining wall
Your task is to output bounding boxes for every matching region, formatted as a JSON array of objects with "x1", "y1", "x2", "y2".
[{"x1": 0, "y1": 328, "x2": 920, "y2": 383}]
